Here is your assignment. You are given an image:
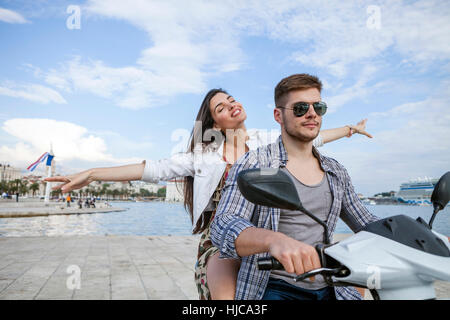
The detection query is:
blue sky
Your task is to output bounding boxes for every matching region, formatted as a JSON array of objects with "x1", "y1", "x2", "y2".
[{"x1": 0, "y1": 0, "x2": 449, "y2": 196}]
